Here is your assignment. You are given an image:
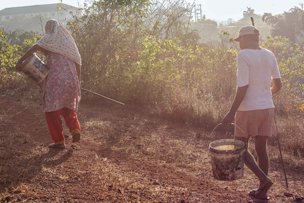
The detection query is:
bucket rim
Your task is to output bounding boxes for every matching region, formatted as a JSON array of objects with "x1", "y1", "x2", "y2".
[{"x1": 209, "y1": 139, "x2": 245, "y2": 154}]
